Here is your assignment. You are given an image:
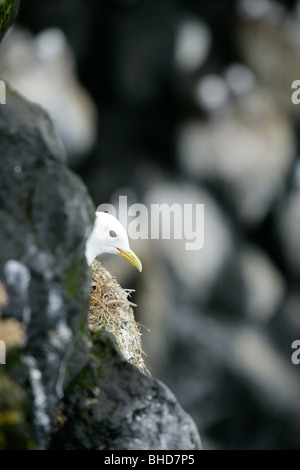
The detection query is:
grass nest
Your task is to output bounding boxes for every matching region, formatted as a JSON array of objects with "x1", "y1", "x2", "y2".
[{"x1": 88, "y1": 259, "x2": 149, "y2": 375}]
